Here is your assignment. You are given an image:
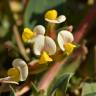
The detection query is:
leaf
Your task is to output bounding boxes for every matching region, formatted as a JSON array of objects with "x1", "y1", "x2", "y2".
[
  {"x1": 31, "y1": 82, "x2": 38, "y2": 93},
  {"x1": 48, "y1": 73, "x2": 73, "y2": 95},
  {"x1": 9, "y1": 85, "x2": 16, "y2": 96},
  {"x1": 24, "y1": 0, "x2": 67, "y2": 28},
  {"x1": 60, "y1": 55, "x2": 82, "y2": 73},
  {"x1": 81, "y1": 83, "x2": 96, "y2": 96}
]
